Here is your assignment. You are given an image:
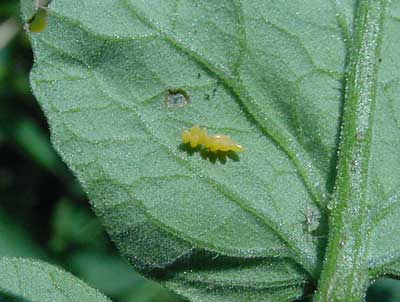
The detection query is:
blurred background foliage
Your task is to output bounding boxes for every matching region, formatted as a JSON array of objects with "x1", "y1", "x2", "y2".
[{"x1": 0, "y1": 1, "x2": 399, "y2": 301}]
